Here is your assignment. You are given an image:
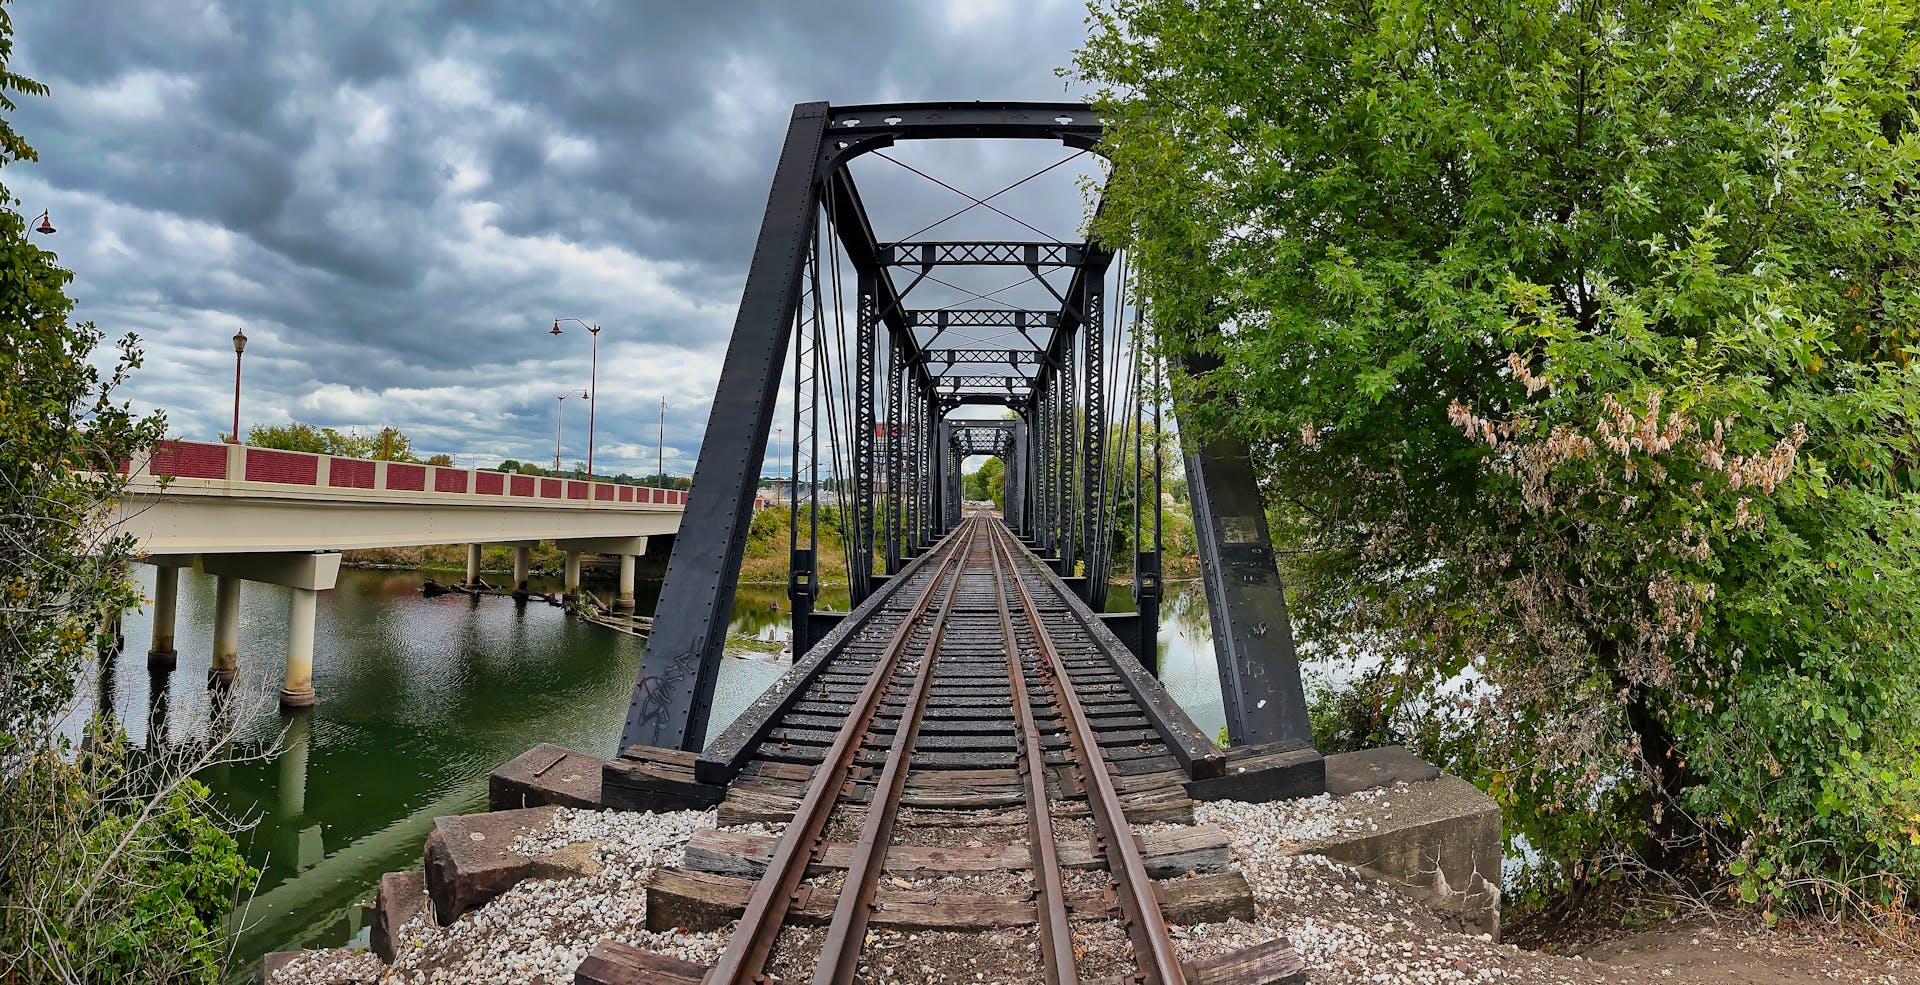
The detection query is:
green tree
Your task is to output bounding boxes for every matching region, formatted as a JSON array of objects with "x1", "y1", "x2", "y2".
[
  {"x1": 369, "y1": 425, "x2": 418, "y2": 463},
  {"x1": 0, "y1": 4, "x2": 254, "y2": 976},
  {"x1": 963, "y1": 457, "x2": 1006, "y2": 506},
  {"x1": 1079, "y1": 0, "x2": 1920, "y2": 910},
  {"x1": 321, "y1": 427, "x2": 372, "y2": 458},
  {"x1": 246, "y1": 421, "x2": 328, "y2": 453}
]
